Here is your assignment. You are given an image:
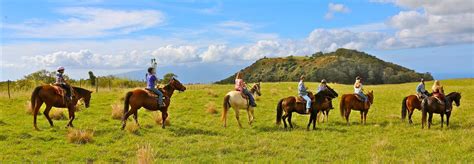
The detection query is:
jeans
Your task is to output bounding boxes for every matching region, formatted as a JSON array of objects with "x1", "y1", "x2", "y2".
[
  {"x1": 149, "y1": 88, "x2": 164, "y2": 105},
  {"x1": 357, "y1": 92, "x2": 367, "y2": 102},
  {"x1": 301, "y1": 94, "x2": 311, "y2": 109},
  {"x1": 243, "y1": 88, "x2": 256, "y2": 106},
  {"x1": 59, "y1": 84, "x2": 71, "y2": 98}
]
